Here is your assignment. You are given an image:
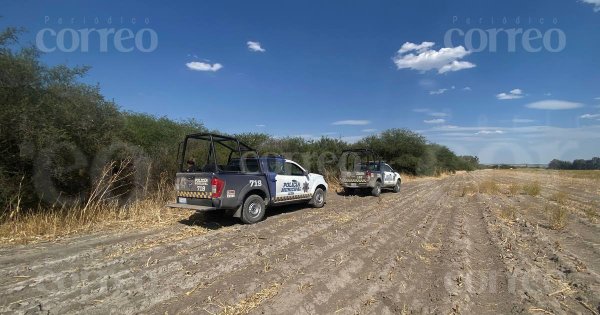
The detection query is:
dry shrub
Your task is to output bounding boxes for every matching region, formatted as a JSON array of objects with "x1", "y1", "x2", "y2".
[
  {"x1": 583, "y1": 203, "x2": 599, "y2": 223},
  {"x1": 546, "y1": 204, "x2": 568, "y2": 230},
  {"x1": 508, "y1": 183, "x2": 520, "y2": 196},
  {"x1": 550, "y1": 190, "x2": 568, "y2": 205},
  {"x1": 500, "y1": 206, "x2": 517, "y2": 221},
  {"x1": 324, "y1": 170, "x2": 342, "y2": 192},
  {"x1": 399, "y1": 172, "x2": 418, "y2": 183},
  {"x1": 0, "y1": 160, "x2": 178, "y2": 245},
  {"x1": 522, "y1": 181, "x2": 541, "y2": 196},
  {"x1": 478, "y1": 180, "x2": 499, "y2": 194},
  {"x1": 459, "y1": 183, "x2": 477, "y2": 197}
]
